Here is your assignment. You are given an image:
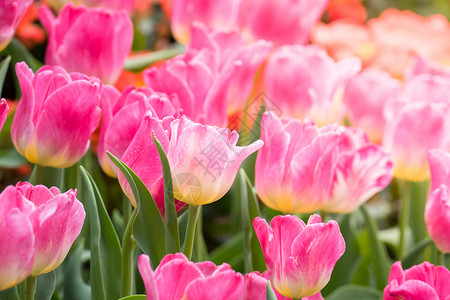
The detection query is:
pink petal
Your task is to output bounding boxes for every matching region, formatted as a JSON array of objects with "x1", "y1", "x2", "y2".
[
  {"x1": 184, "y1": 270, "x2": 244, "y2": 300},
  {"x1": 138, "y1": 254, "x2": 159, "y2": 300}
]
